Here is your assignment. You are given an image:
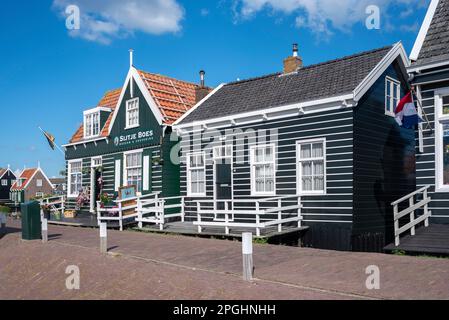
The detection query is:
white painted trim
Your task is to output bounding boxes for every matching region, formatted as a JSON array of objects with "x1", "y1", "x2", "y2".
[
  {"x1": 143, "y1": 155, "x2": 150, "y2": 191},
  {"x1": 67, "y1": 159, "x2": 83, "y2": 198},
  {"x1": 122, "y1": 149, "x2": 144, "y2": 192},
  {"x1": 175, "y1": 94, "x2": 355, "y2": 130},
  {"x1": 22, "y1": 168, "x2": 53, "y2": 190},
  {"x1": 108, "y1": 67, "x2": 164, "y2": 135},
  {"x1": 125, "y1": 97, "x2": 140, "y2": 130},
  {"x1": 62, "y1": 137, "x2": 106, "y2": 147},
  {"x1": 186, "y1": 152, "x2": 206, "y2": 197},
  {"x1": 354, "y1": 42, "x2": 410, "y2": 102},
  {"x1": 249, "y1": 143, "x2": 277, "y2": 197},
  {"x1": 296, "y1": 138, "x2": 327, "y2": 196},
  {"x1": 114, "y1": 159, "x2": 121, "y2": 192},
  {"x1": 408, "y1": 59, "x2": 449, "y2": 73},
  {"x1": 0, "y1": 168, "x2": 16, "y2": 180},
  {"x1": 212, "y1": 145, "x2": 234, "y2": 205},
  {"x1": 410, "y1": 0, "x2": 439, "y2": 61},
  {"x1": 385, "y1": 76, "x2": 401, "y2": 117},
  {"x1": 83, "y1": 106, "x2": 112, "y2": 115},
  {"x1": 173, "y1": 83, "x2": 226, "y2": 126},
  {"x1": 434, "y1": 87, "x2": 449, "y2": 192}
]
